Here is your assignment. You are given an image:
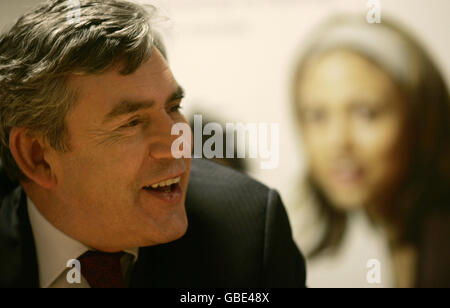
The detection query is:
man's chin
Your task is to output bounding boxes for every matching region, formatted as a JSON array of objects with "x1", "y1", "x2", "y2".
[
  {"x1": 160, "y1": 218, "x2": 188, "y2": 244},
  {"x1": 142, "y1": 213, "x2": 189, "y2": 246}
]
